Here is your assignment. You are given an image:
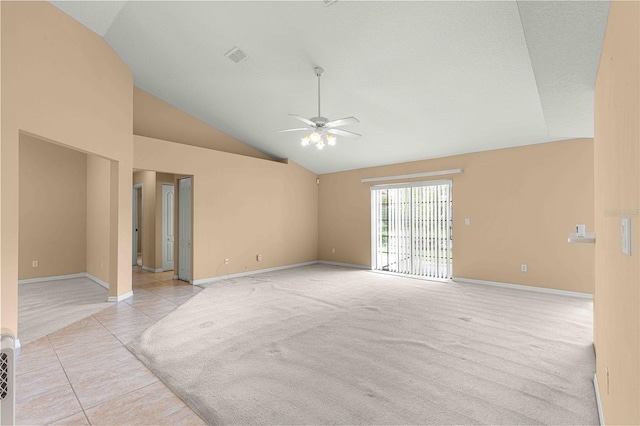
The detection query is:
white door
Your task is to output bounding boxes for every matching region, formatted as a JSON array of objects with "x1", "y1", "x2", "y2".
[
  {"x1": 178, "y1": 177, "x2": 192, "y2": 282},
  {"x1": 162, "y1": 184, "x2": 175, "y2": 271},
  {"x1": 132, "y1": 186, "x2": 140, "y2": 266}
]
